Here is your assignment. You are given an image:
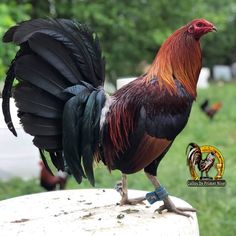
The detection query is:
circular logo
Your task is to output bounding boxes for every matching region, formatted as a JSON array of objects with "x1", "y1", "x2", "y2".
[{"x1": 187, "y1": 143, "x2": 225, "y2": 180}]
